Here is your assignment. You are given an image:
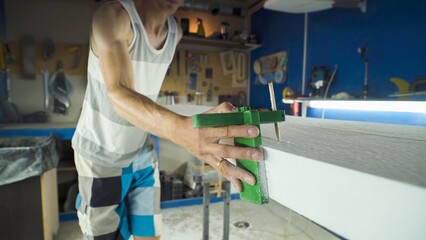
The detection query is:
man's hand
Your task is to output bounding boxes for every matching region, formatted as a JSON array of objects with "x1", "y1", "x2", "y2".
[{"x1": 173, "y1": 102, "x2": 263, "y2": 192}]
